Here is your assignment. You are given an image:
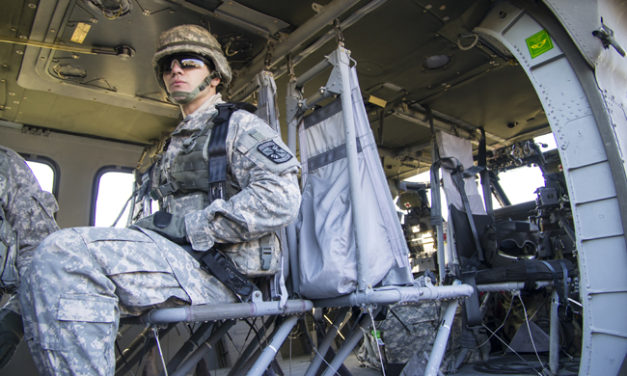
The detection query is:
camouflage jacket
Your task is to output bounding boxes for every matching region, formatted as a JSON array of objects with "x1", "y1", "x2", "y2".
[{"x1": 151, "y1": 94, "x2": 301, "y2": 273}]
